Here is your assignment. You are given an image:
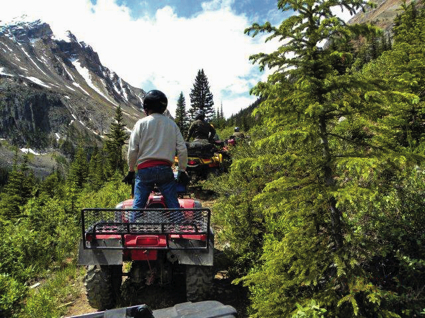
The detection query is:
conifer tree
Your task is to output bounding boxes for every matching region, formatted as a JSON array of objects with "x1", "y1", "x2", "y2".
[
  {"x1": 370, "y1": 33, "x2": 380, "y2": 59},
  {"x1": 87, "y1": 147, "x2": 105, "y2": 191},
  {"x1": 39, "y1": 169, "x2": 63, "y2": 198},
  {"x1": 175, "y1": 92, "x2": 189, "y2": 135},
  {"x1": 67, "y1": 145, "x2": 88, "y2": 189},
  {"x1": 364, "y1": 2, "x2": 425, "y2": 149},
  {"x1": 0, "y1": 151, "x2": 35, "y2": 219},
  {"x1": 188, "y1": 69, "x2": 214, "y2": 121},
  {"x1": 235, "y1": 0, "x2": 410, "y2": 315},
  {"x1": 104, "y1": 106, "x2": 128, "y2": 177}
]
